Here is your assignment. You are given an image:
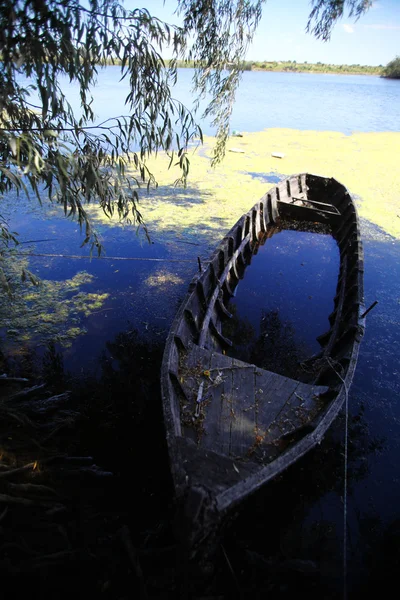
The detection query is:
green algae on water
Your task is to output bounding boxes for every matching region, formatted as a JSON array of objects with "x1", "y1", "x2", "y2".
[{"x1": 0, "y1": 256, "x2": 109, "y2": 351}]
